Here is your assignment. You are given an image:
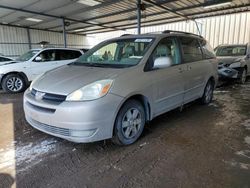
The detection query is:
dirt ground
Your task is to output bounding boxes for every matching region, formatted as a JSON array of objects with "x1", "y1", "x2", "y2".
[{"x1": 0, "y1": 81, "x2": 250, "y2": 188}]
